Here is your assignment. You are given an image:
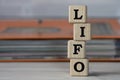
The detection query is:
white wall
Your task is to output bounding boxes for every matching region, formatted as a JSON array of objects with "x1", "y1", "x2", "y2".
[{"x1": 0, "y1": 0, "x2": 120, "y2": 19}]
